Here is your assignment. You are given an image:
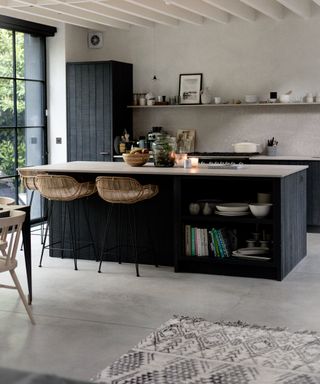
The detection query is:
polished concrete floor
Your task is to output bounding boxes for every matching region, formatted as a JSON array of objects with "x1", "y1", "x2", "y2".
[{"x1": 0, "y1": 232, "x2": 320, "y2": 382}]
